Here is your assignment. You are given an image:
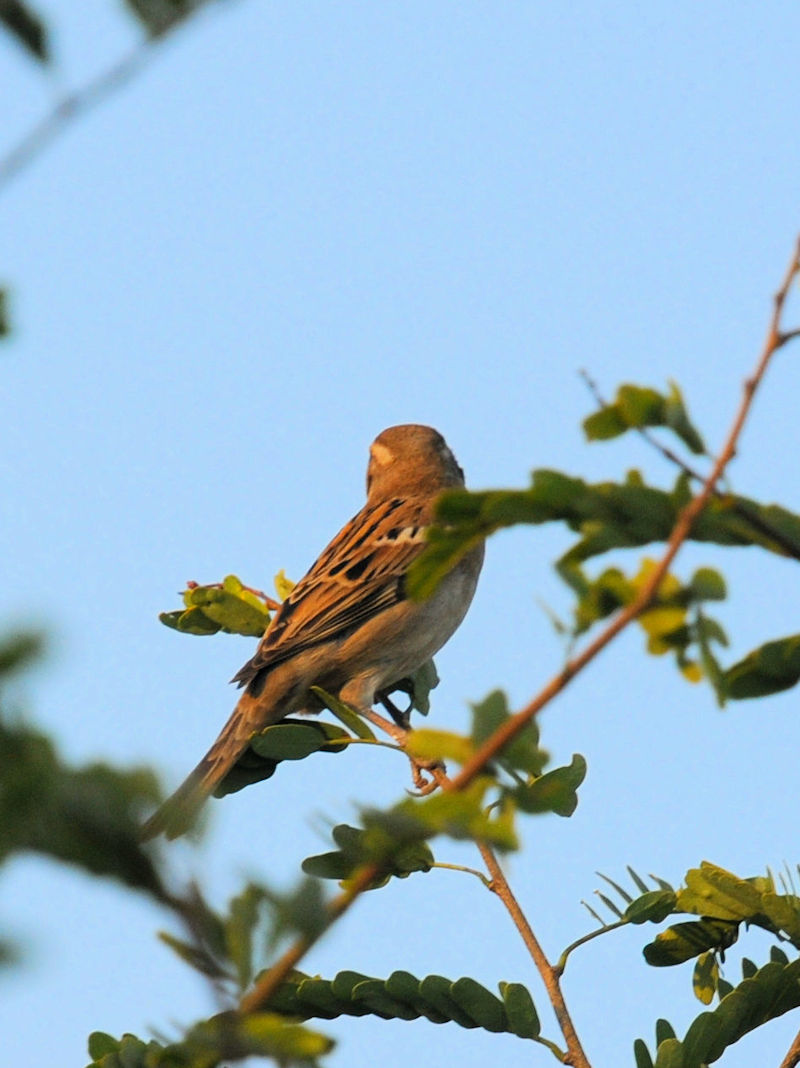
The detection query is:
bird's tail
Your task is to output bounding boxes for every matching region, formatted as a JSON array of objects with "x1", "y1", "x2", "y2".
[{"x1": 140, "y1": 691, "x2": 265, "y2": 841}]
